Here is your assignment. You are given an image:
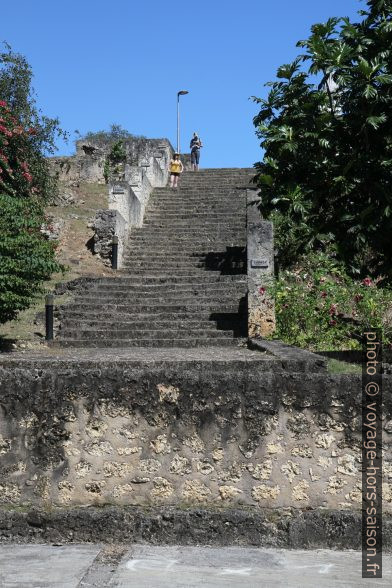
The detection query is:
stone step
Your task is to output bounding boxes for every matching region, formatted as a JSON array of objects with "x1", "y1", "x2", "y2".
[
  {"x1": 53, "y1": 338, "x2": 246, "y2": 348},
  {"x1": 89, "y1": 287, "x2": 246, "y2": 297},
  {"x1": 91, "y1": 275, "x2": 246, "y2": 284},
  {"x1": 90, "y1": 283, "x2": 246, "y2": 293},
  {"x1": 127, "y1": 237, "x2": 246, "y2": 245},
  {"x1": 70, "y1": 297, "x2": 245, "y2": 308},
  {"x1": 148, "y1": 198, "x2": 245, "y2": 204},
  {"x1": 120, "y1": 252, "x2": 245, "y2": 259},
  {"x1": 125, "y1": 246, "x2": 244, "y2": 252},
  {"x1": 130, "y1": 227, "x2": 244, "y2": 234},
  {"x1": 119, "y1": 265, "x2": 244, "y2": 272},
  {"x1": 59, "y1": 303, "x2": 243, "y2": 314},
  {"x1": 59, "y1": 328, "x2": 237, "y2": 340},
  {"x1": 121, "y1": 262, "x2": 212, "y2": 268},
  {"x1": 127, "y1": 237, "x2": 246, "y2": 244},
  {"x1": 143, "y1": 218, "x2": 244, "y2": 224},
  {"x1": 69, "y1": 290, "x2": 245, "y2": 307},
  {"x1": 60, "y1": 317, "x2": 233, "y2": 328},
  {"x1": 58, "y1": 310, "x2": 246, "y2": 322},
  {"x1": 71, "y1": 285, "x2": 246, "y2": 297}
]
